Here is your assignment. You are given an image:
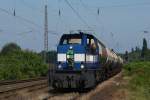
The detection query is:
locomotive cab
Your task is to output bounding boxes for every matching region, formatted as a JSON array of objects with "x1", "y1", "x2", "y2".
[{"x1": 57, "y1": 32, "x2": 99, "y2": 71}]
